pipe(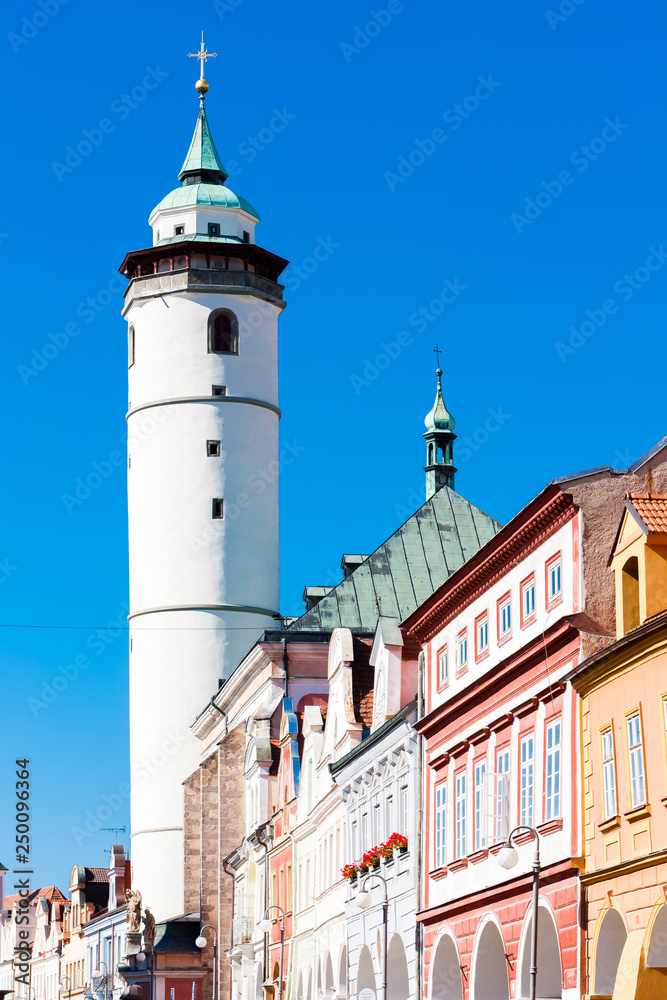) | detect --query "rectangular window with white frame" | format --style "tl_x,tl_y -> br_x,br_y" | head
544,718 -> 561,821
521,575 -> 536,626
496,747 -> 510,842
601,727 -> 617,820
546,553 -> 562,608
455,771 -> 466,858
520,733 -> 534,827
626,710 -> 646,809
474,760 -> 487,850
457,629 -> 468,674
384,795 -> 393,838
498,593 -> 512,641
435,781 -> 447,868
475,613 -> 489,661
437,644 -> 449,689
